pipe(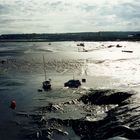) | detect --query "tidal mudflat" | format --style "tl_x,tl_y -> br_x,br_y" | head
0,41 -> 140,140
